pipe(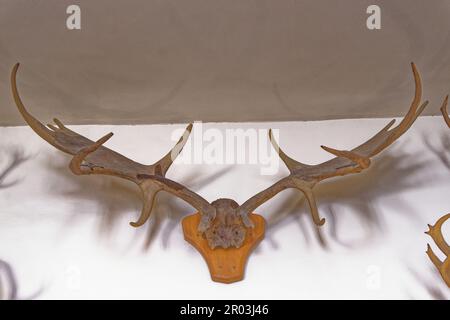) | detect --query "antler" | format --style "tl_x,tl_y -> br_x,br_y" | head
11,63 -> 216,231
239,63 -> 428,227
10,62 -> 430,251
441,95 -> 450,128
425,214 -> 450,287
